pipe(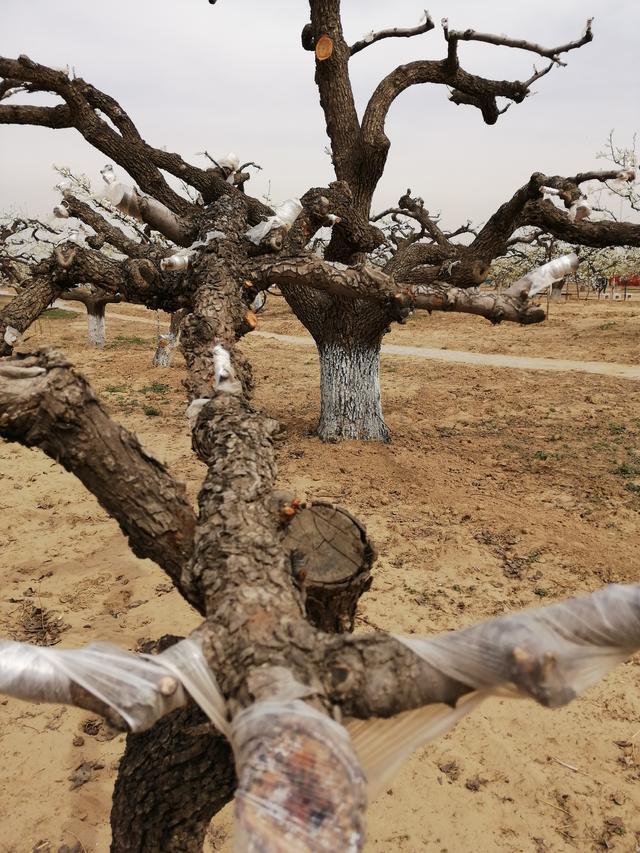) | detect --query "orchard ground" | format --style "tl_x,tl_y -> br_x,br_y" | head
1,295 -> 639,852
